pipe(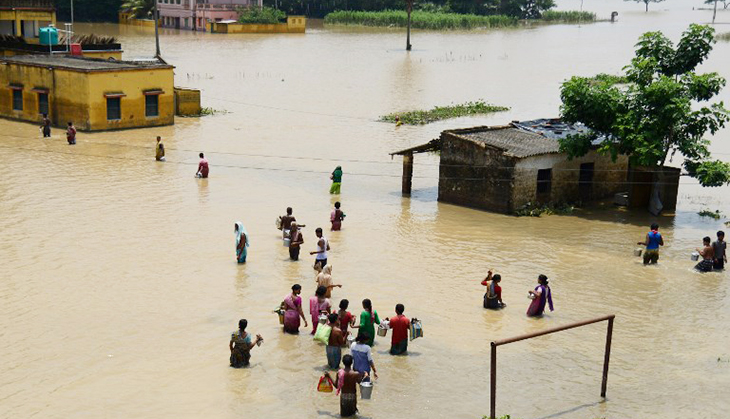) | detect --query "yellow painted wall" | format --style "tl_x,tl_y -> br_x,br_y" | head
0,61 -> 174,131
81,50 -> 123,60
174,87 -> 201,116
210,16 -> 306,34
0,9 -> 56,37
86,68 -> 174,131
